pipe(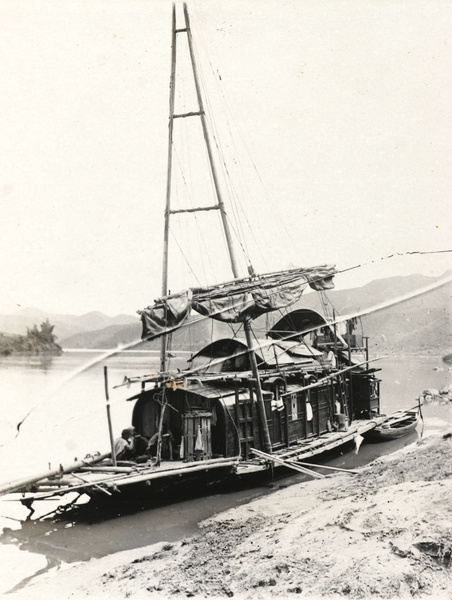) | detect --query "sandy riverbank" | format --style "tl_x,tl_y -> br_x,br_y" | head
9,433 -> 452,600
